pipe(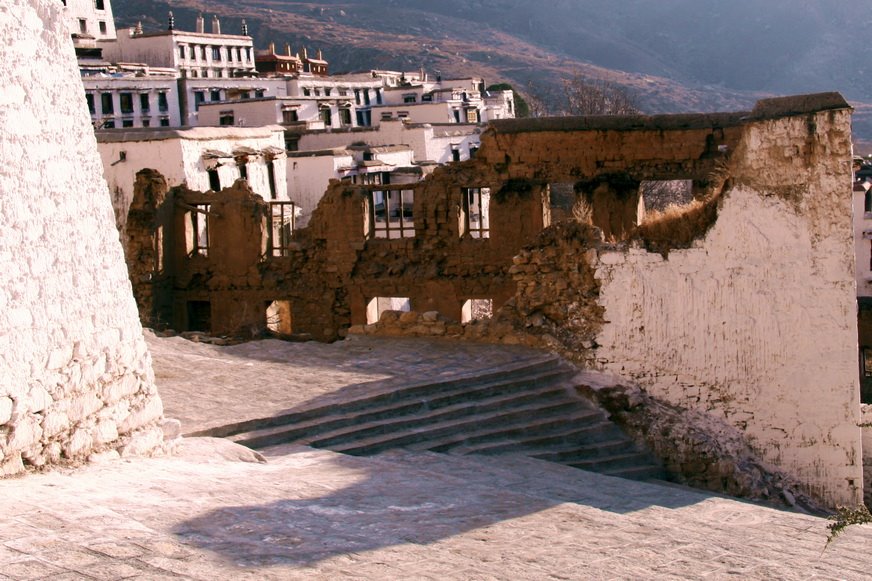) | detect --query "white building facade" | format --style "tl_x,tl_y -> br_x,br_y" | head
62,0 -> 117,41
96,125 -> 289,232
